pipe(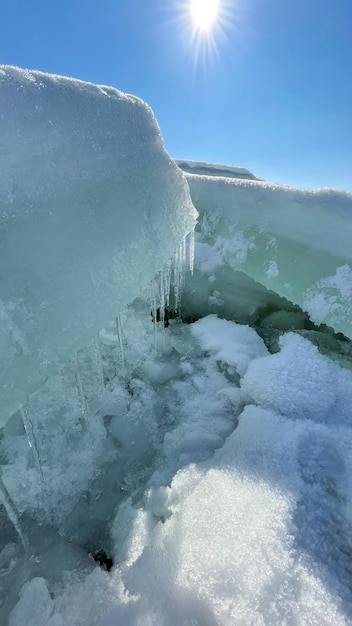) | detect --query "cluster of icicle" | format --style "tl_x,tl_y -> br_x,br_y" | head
0,228 -> 195,554
150,229 -> 194,334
